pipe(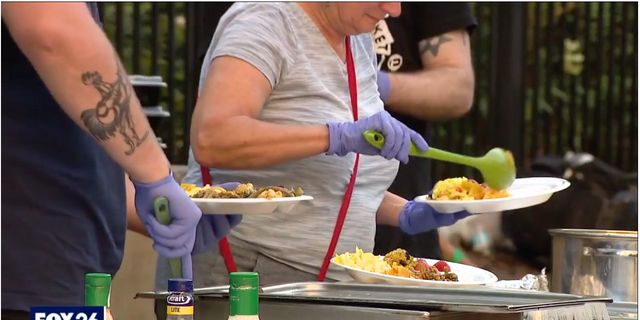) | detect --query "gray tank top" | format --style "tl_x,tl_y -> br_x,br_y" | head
183,2 -> 399,280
